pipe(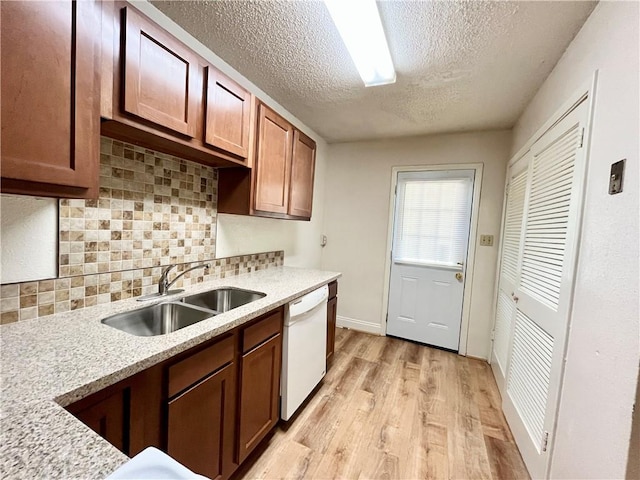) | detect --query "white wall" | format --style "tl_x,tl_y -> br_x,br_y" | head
510,2 -> 639,478
0,195 -> 58,284
320,130 -> 511,358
